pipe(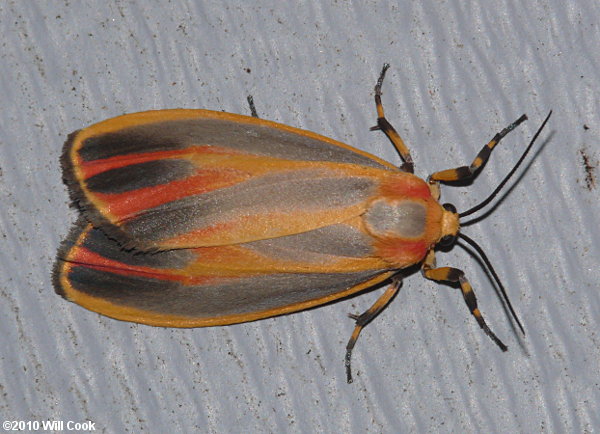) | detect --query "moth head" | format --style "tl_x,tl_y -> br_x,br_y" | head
438,202 -> 459,247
